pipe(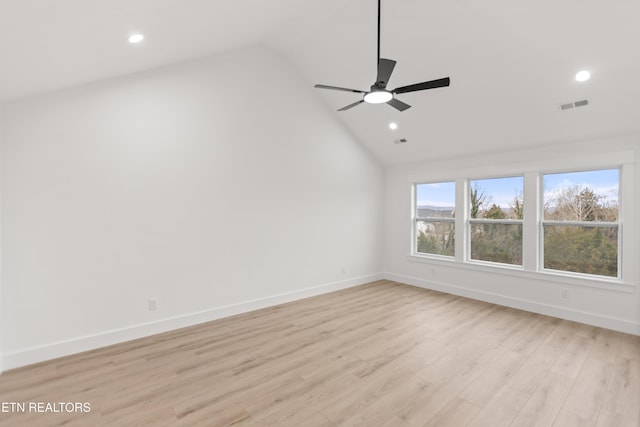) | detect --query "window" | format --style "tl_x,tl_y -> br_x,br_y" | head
469,176 -> 524,266
542,169 -> 620,278
415,182 -> 455,257
410,162 -> 631,284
